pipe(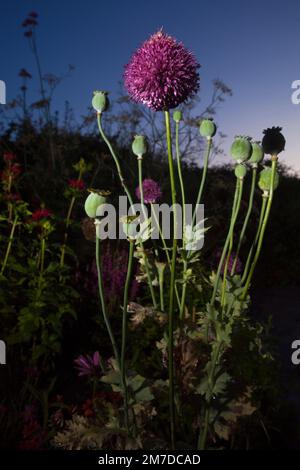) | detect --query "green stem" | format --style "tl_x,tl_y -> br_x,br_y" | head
231,166 -> 257,275
165,110 -> 177,450
210,177 -> 240,306
175,121 -> 188,320
151,204 -> 181,310
221,178 -> 244,308
241,194 -> 267,284
95,236 -> 129,428
192,138 -> 212,227
198,341 -> 223,449
97,113 -> 134,206
0,215 -> 18,276
241,158 -> 277,300
137,158 -> 158,309
97,113 -> 157,308
121,240 -> 134,431
60,196 -> 76,268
